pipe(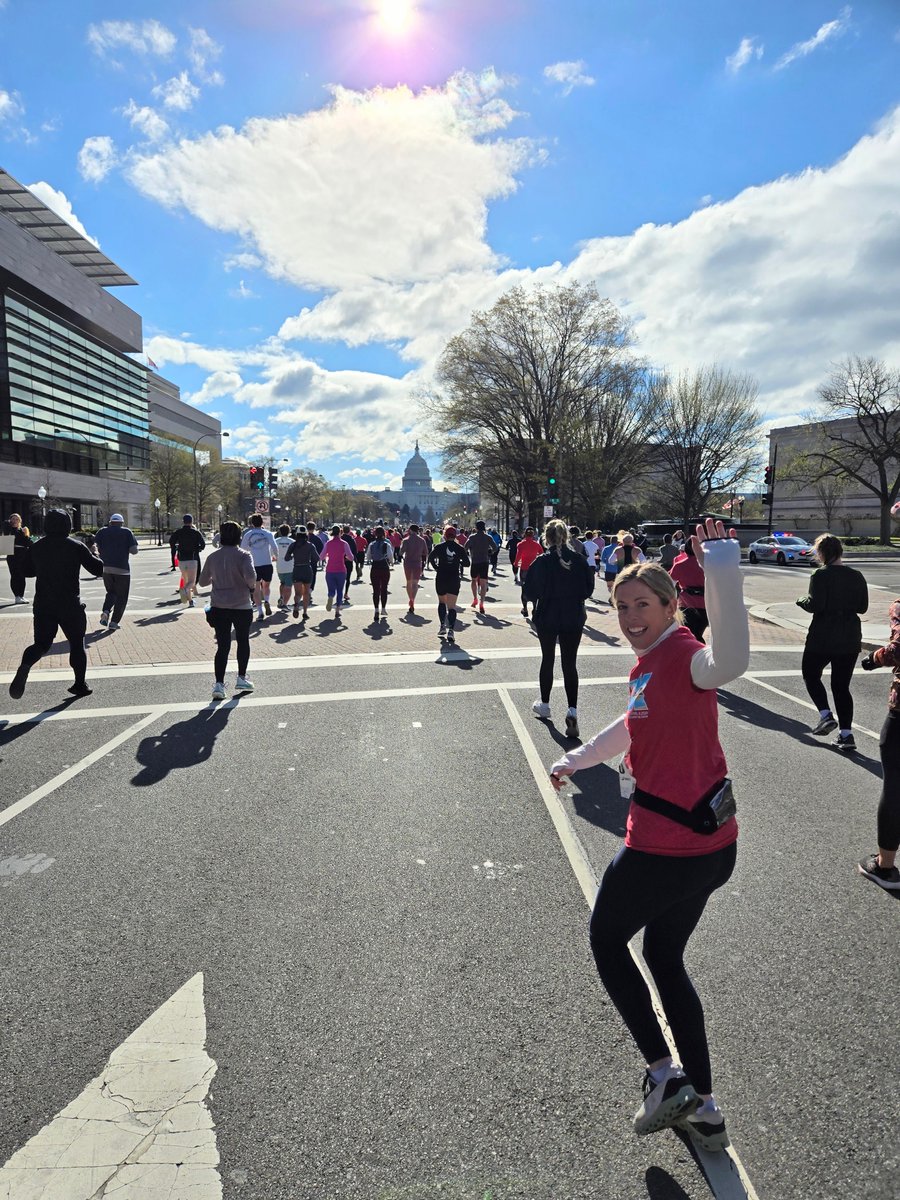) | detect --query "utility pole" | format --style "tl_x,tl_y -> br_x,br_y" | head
764,443 -> 778,536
